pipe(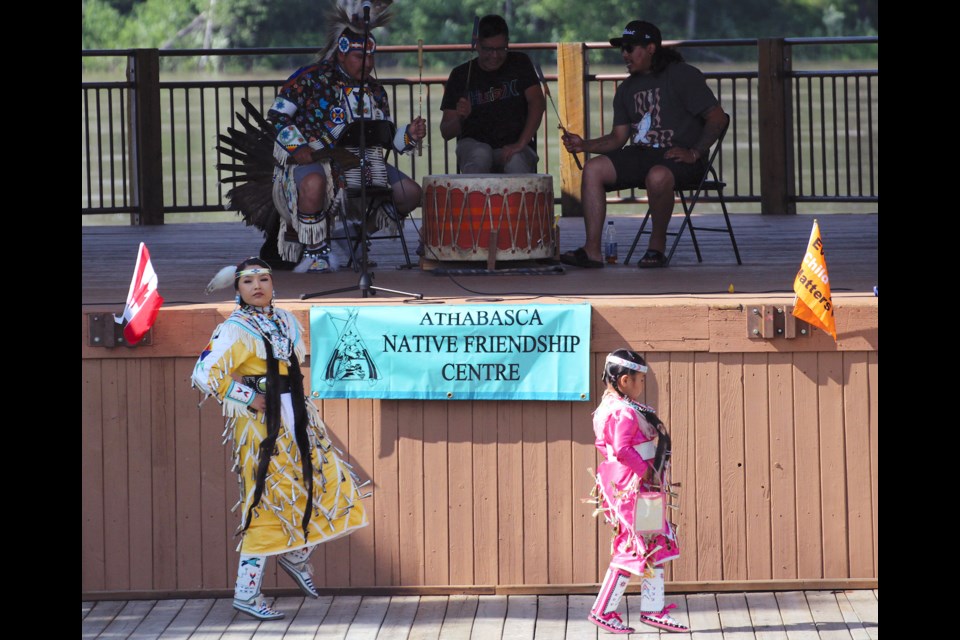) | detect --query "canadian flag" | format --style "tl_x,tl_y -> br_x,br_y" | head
119,243 -> 164,344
